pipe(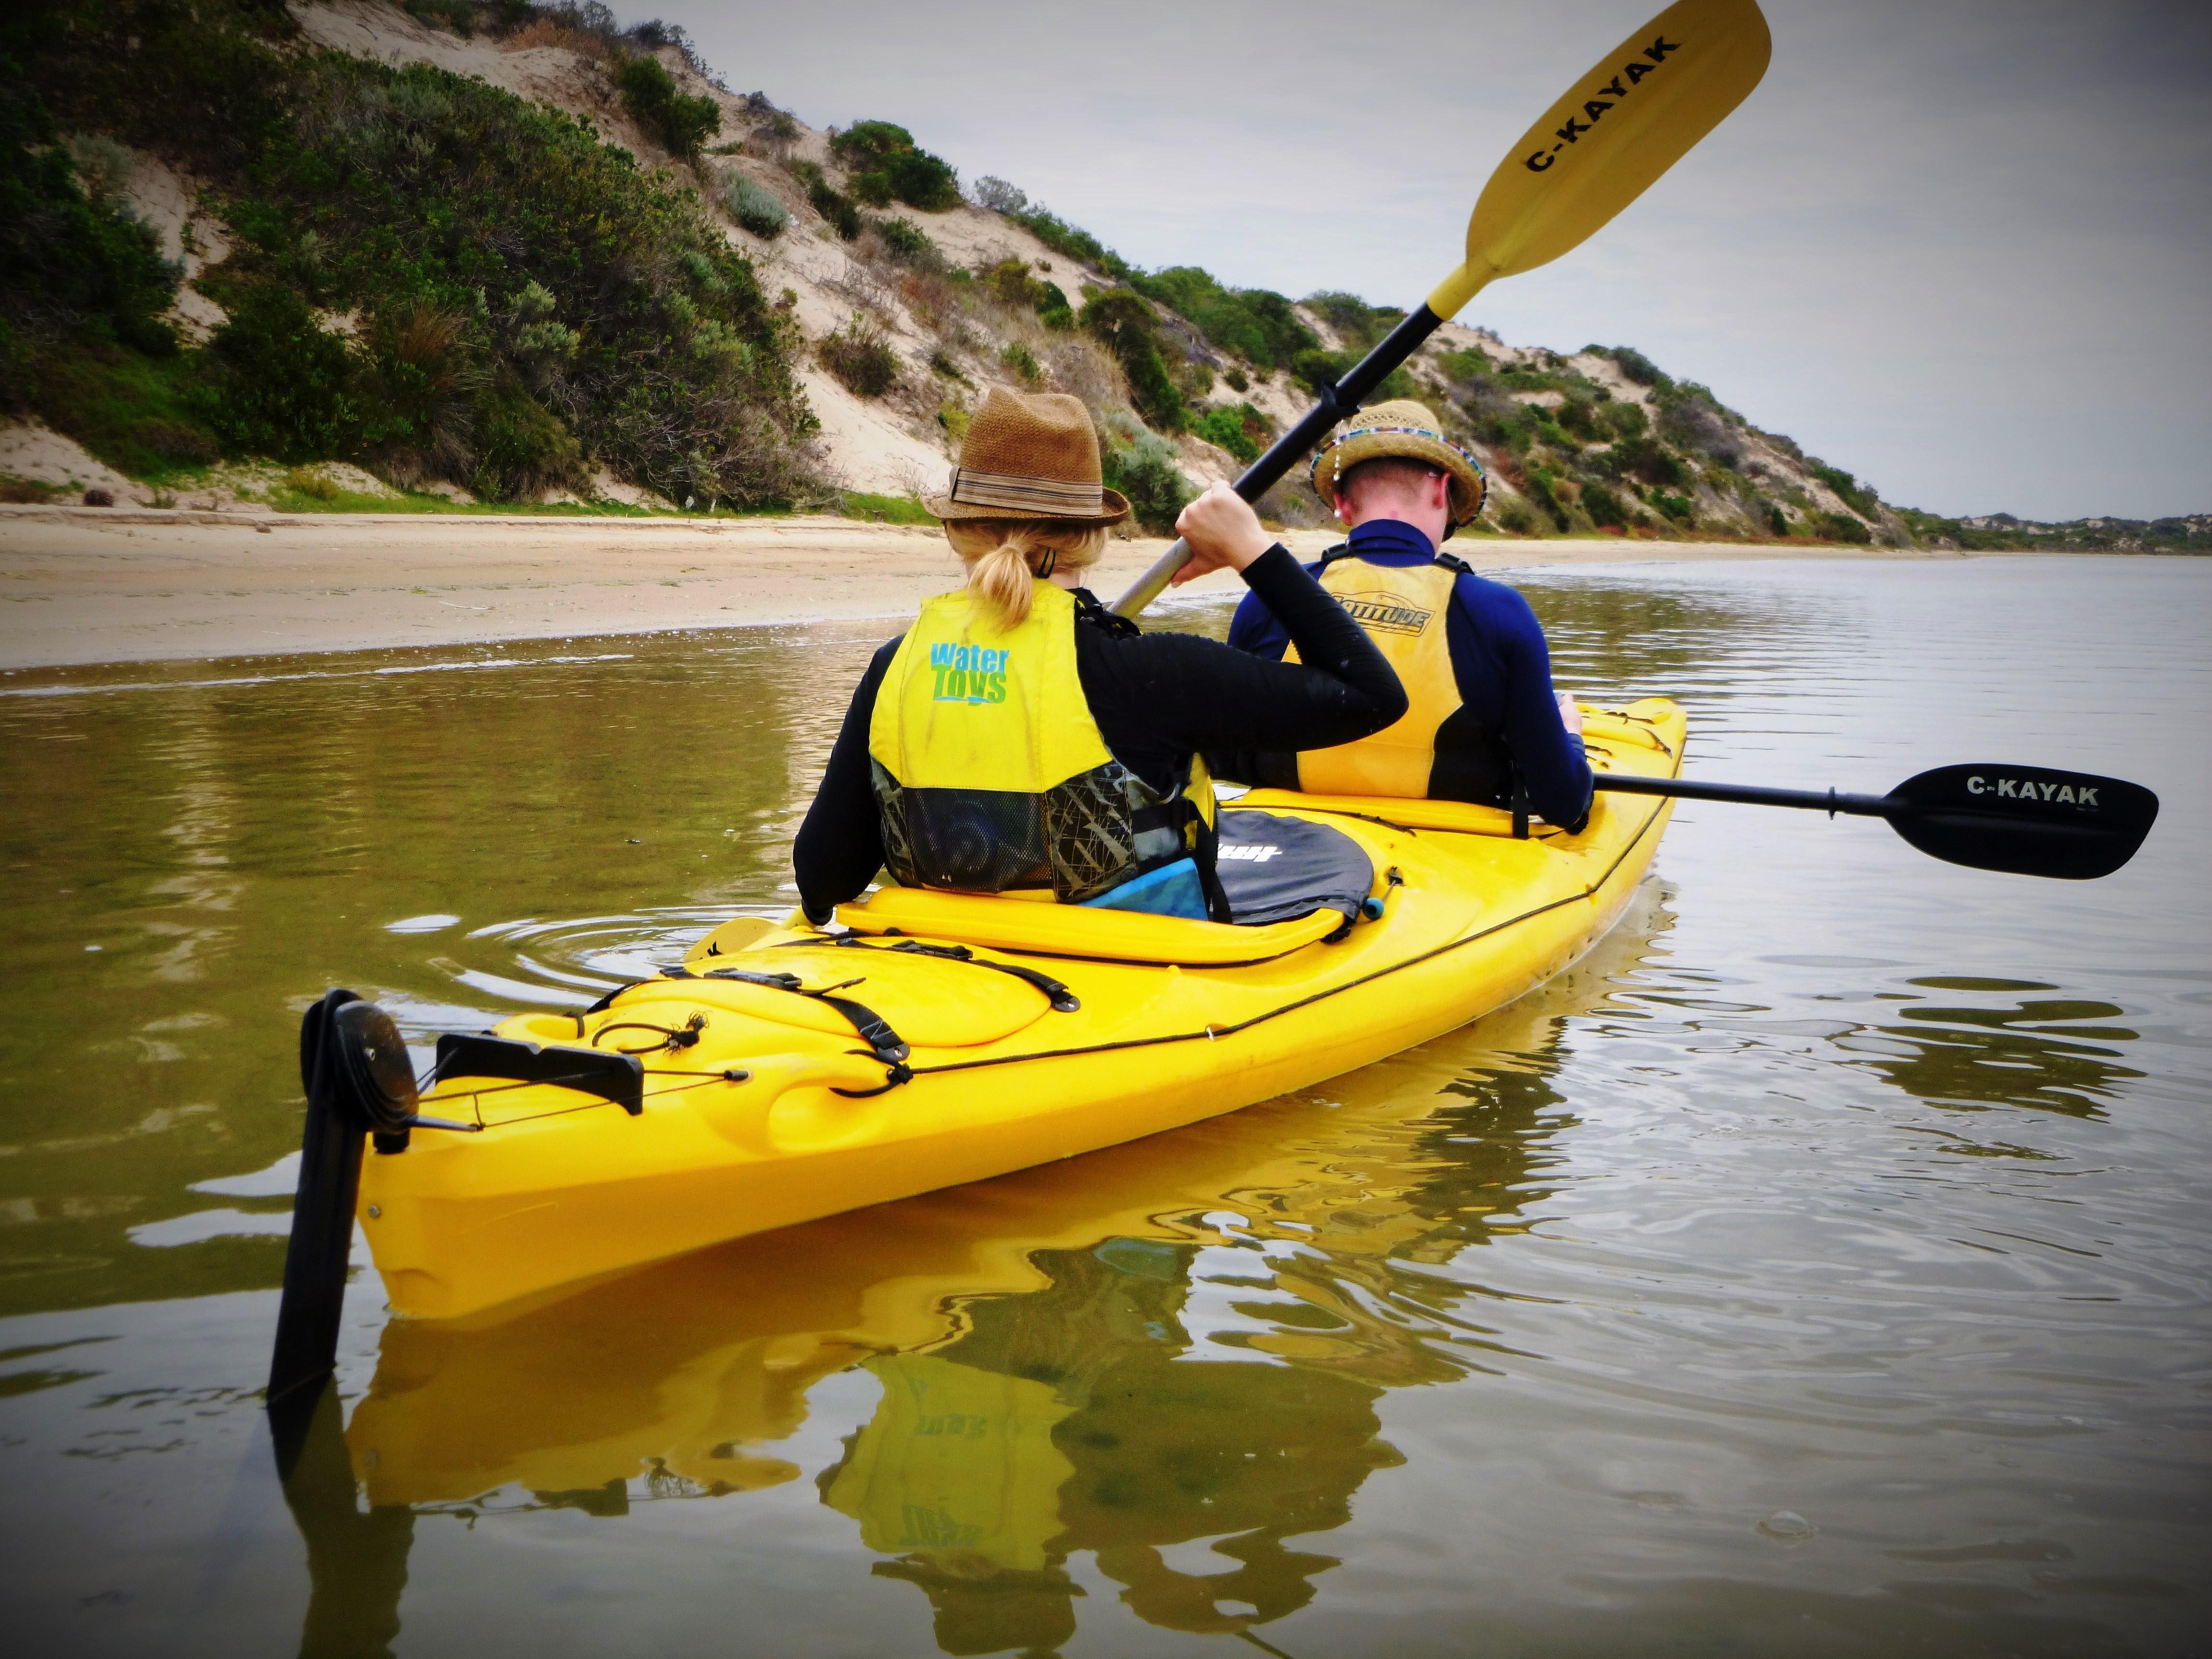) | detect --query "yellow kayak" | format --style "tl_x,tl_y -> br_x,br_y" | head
355,699 -> 1685,1322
